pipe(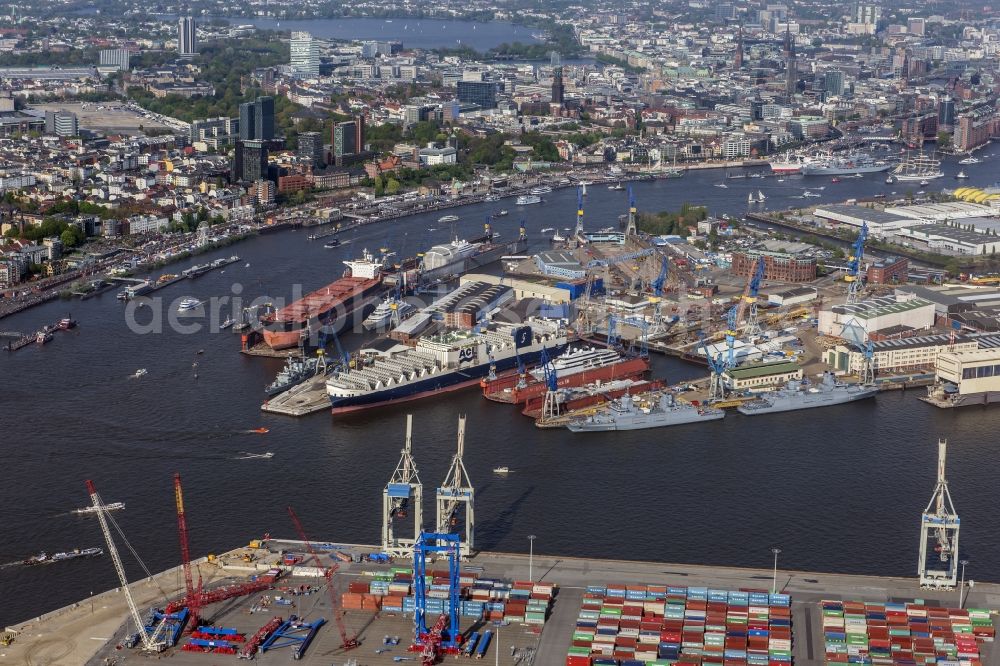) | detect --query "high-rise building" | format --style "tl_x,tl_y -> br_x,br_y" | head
456,80 -> 498,109
784,24 -> 797,99
734,24 -> 744,69
298,131 -> 324,166
333,120 -> 362,162
938,97 -> 956,128
551,66 -> 564,105
235,140 -> 268,183
99,48 -> 130,71
853,3 -> 880,26
290,31 -> 320,78
190,117 -> 239,146
825,70 -> 845,97
238,96 -> 275,141
44,110 -> 78,137
908,17 -> 926,35
178,17 -> 197,58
